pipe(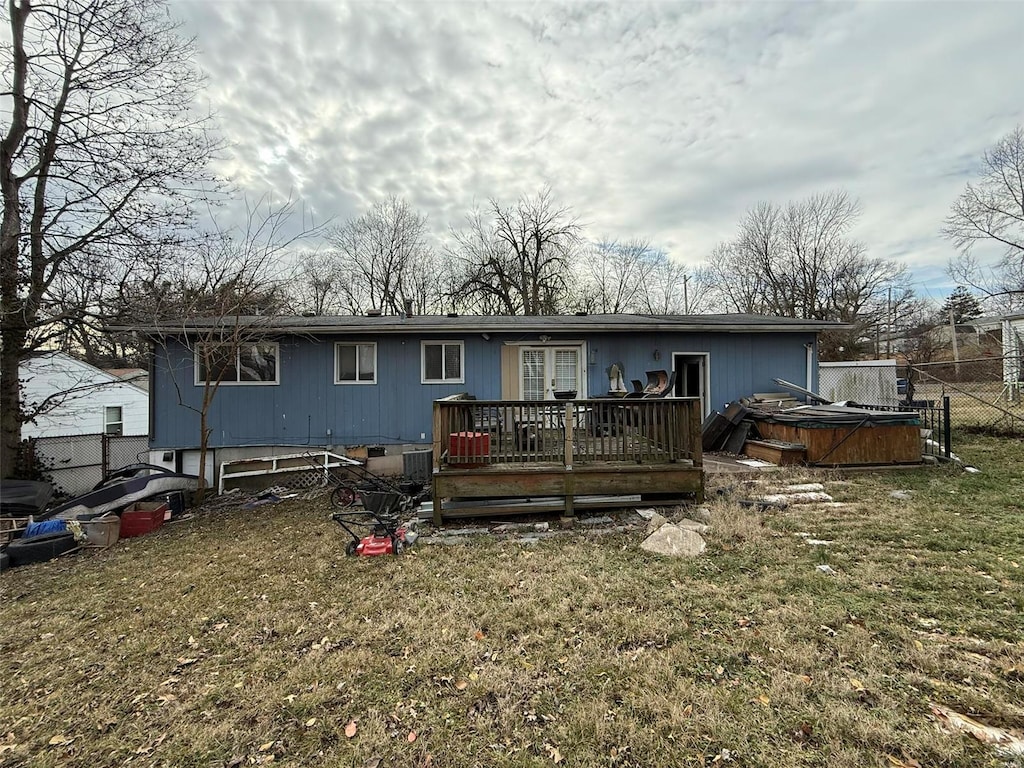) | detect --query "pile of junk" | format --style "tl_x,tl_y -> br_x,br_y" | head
701,378 -> 937,468
0,464 -> 198,570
